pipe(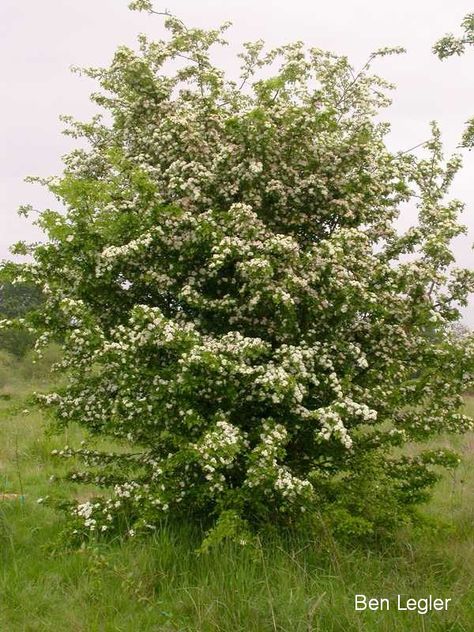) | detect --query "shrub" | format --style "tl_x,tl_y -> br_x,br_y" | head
4,2 -> 474,546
